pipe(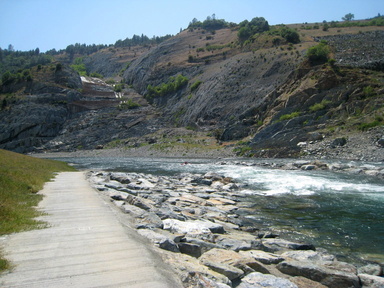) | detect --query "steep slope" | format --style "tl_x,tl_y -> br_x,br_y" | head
0,63 -> 82,153
123,28 -> 302,135
0,22 -> 383,159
